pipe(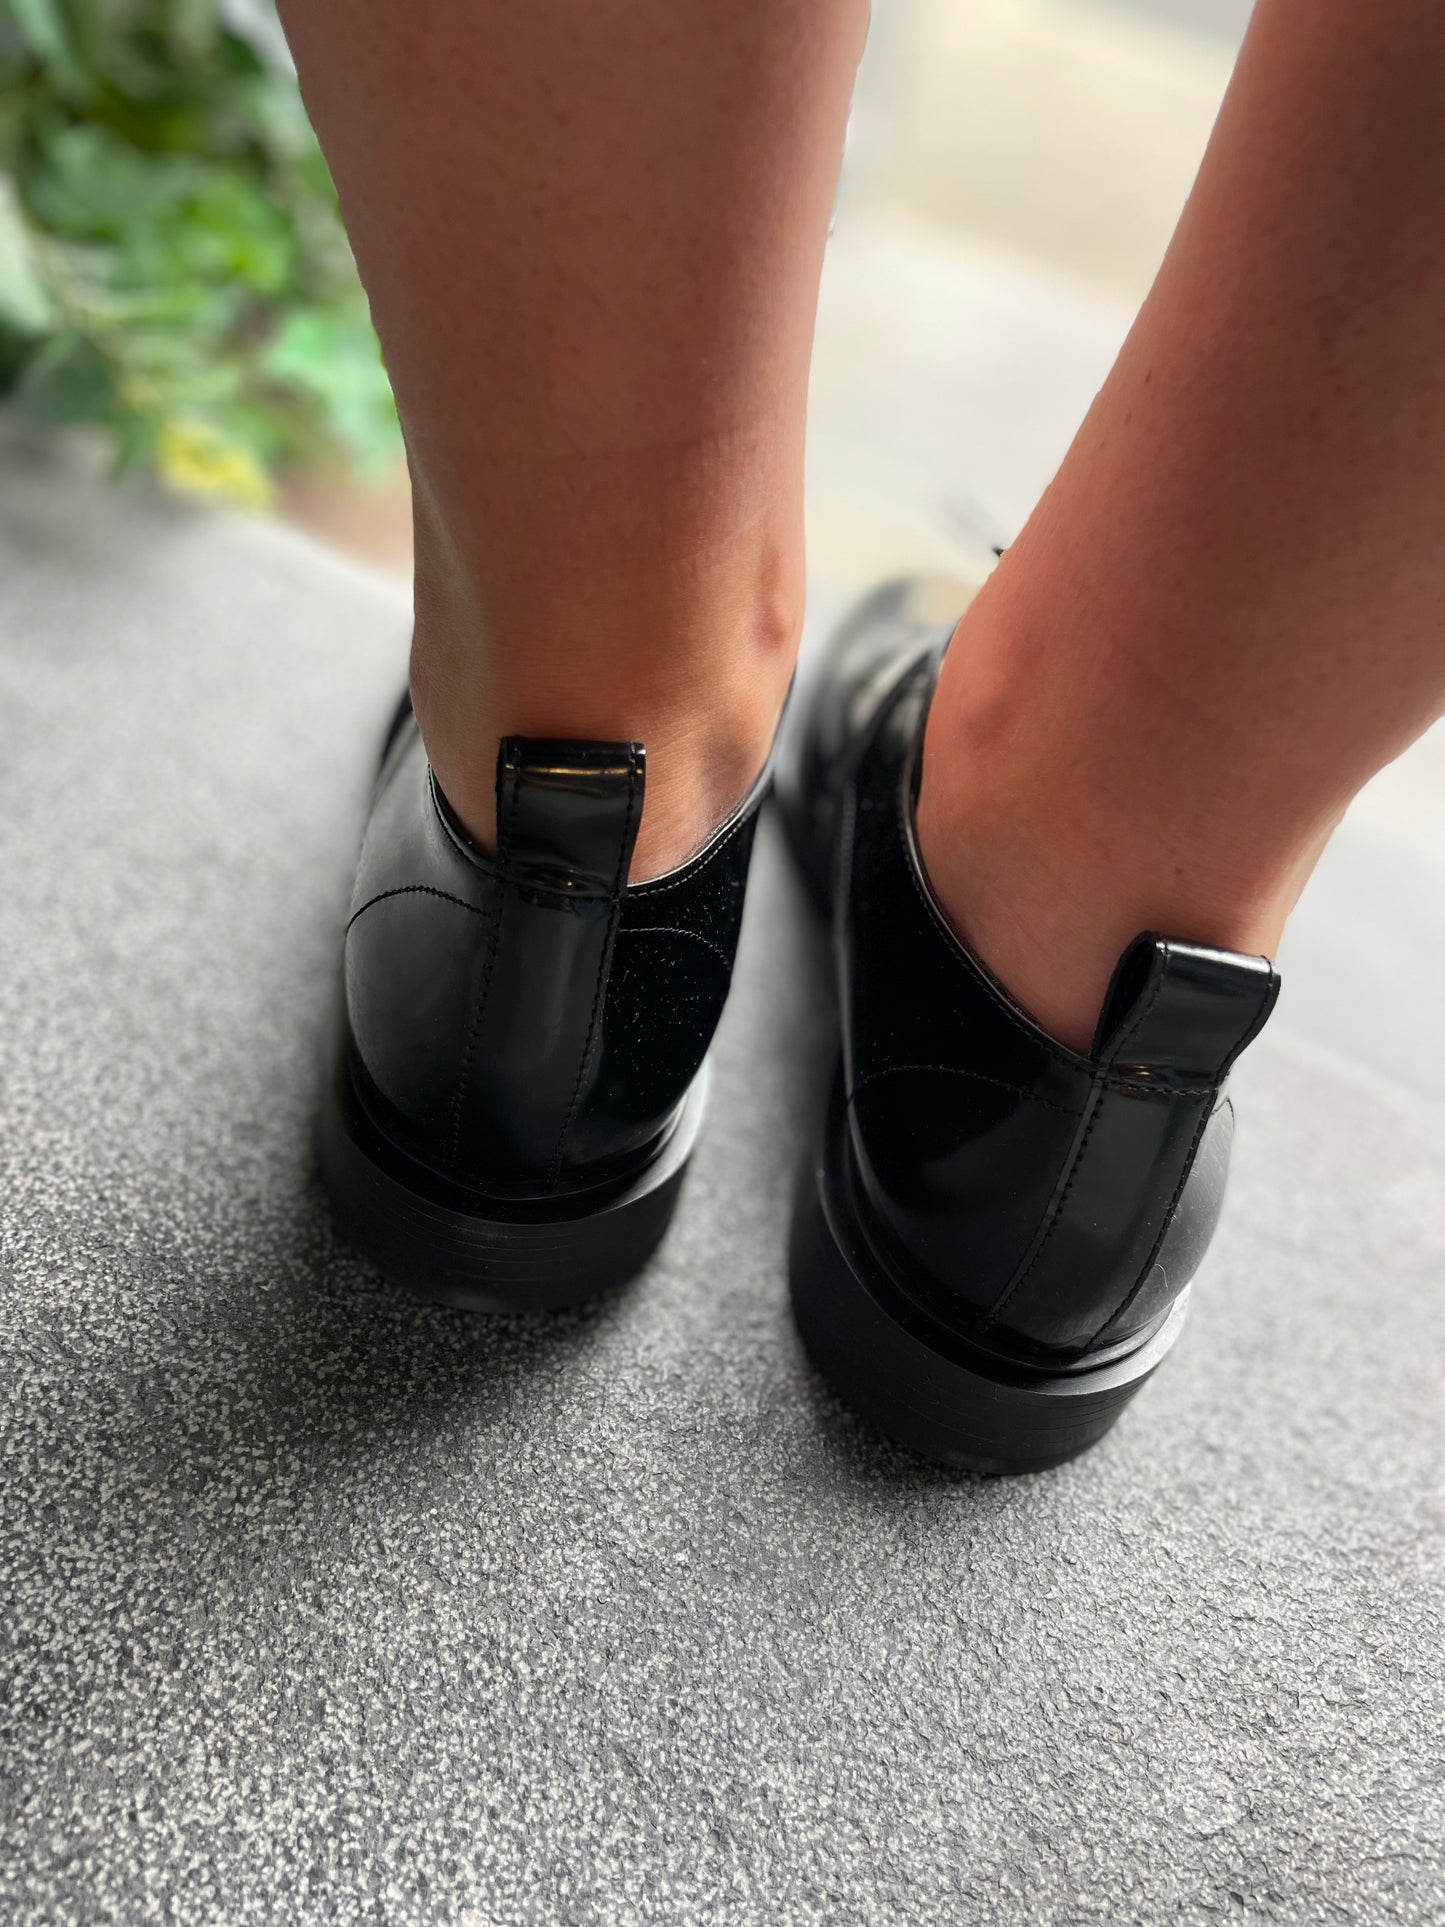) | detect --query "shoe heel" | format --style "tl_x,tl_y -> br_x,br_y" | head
318,1048 -> 707,1313
789,1124 -> 1189,1475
